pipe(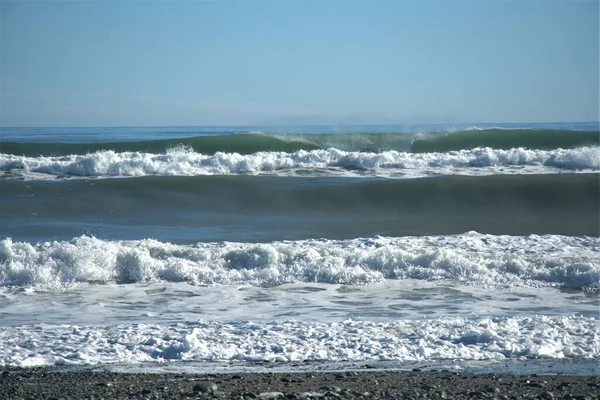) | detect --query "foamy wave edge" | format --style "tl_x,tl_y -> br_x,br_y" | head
1,316 -> 598,367
1,233 -> 598,290
1,146 -> 598,178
